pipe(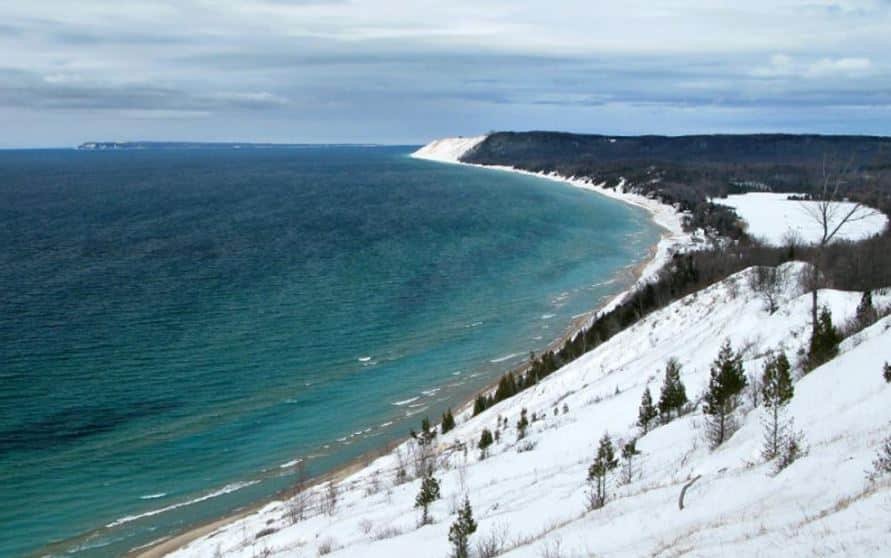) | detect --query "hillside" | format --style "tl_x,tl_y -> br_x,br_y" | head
167,262 -> 891,557
463,132 -> 891,167
460,132 -> 891,235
